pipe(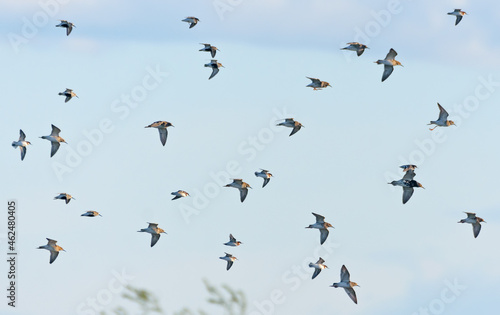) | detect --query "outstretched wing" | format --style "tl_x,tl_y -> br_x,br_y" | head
158,128 -> 168,146
472,223 -> 481,238
385,48 -> 397,60
263,177 -> 270,188
151,234 -> 161,247
20,146 -> 27,161
50,142 -> 61,157
19,129 -> 26,141
307,77 -> 321,84
312,268 -> 322,279
226,260 -> 234,270
209,67 -> 219,80
290,124 -> 302,136
382,65 -> 394,82
344,287 -> 358,304
402,187 -> 414,204
340,265 -> 351,282
402,170 -> 416,181
437,103 -> 449,121
240,188 -> 248,202
455,15 -> 463,25
49,251 -> 60,264
51,125 -> 62,137
319,228 -> 329,245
